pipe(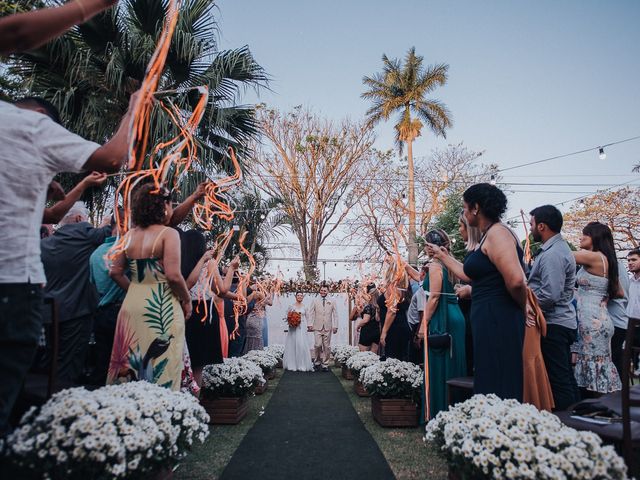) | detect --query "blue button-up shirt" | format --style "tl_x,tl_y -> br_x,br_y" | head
527,233 -> 577,329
